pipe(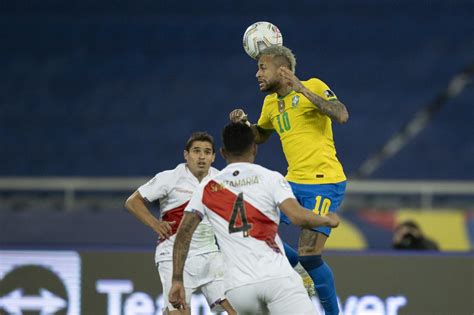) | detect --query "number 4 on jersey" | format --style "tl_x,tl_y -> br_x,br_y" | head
229,192 -> 252,237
